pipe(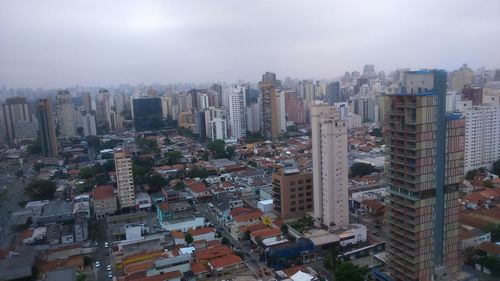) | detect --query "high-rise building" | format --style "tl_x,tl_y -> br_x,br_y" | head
284,91 -> 306,125
209,118 -> 227,141
275,90 -> 287,135
363,64 -> 376,78
36,98 -> 58,157
384,70 -> 462,281
449,64 -> 475,92
1,97 -> 36,143
228,87 -> 246,140
81,92 -> 92,111
81,111 -> 97,136
325,81 -> 346,104
260,83 -> 275,139
246,103 -> 260,134
114,148 -> 135,209
311,104 -> 348,228
462,106 -> 500,173
461,84 -> 482,106
56,90 -> 77,139
161,96 -> 173,119
272,167 -> 313,221
132,97 -> 163,131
